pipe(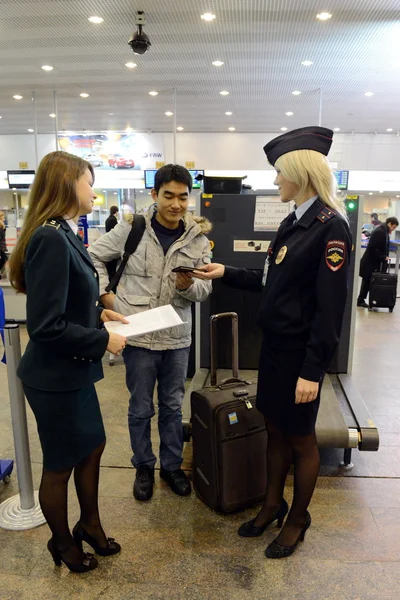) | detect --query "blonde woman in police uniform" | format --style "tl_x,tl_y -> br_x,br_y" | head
9,152 -> 127,573
192,127 -> 351,559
